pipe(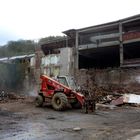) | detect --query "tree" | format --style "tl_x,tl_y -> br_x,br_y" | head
39,36 -> 66,44
7,40 -> 35,56
0,35 -> 66,58
0,40 -> 36,57
0,46 -> 7,57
